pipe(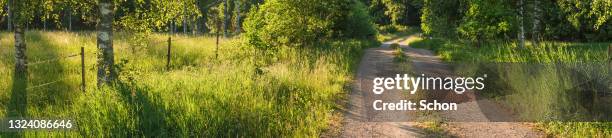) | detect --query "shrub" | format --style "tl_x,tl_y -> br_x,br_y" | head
243,0 -> 376,49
